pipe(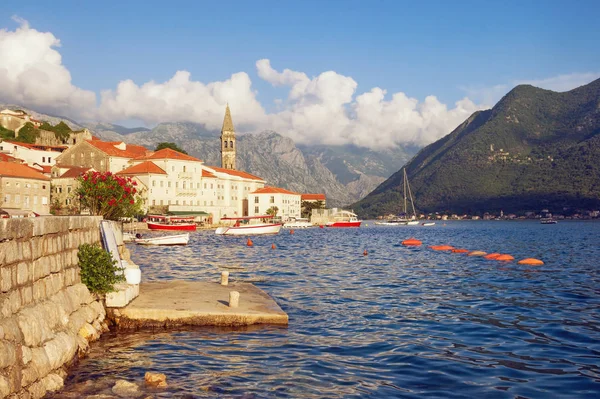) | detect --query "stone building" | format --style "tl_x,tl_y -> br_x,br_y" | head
0,109 -> 42,132
54,140 -> 149,173
50,166 -> 94,214
220,104 -> 236,170
0,161 -> 51,216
